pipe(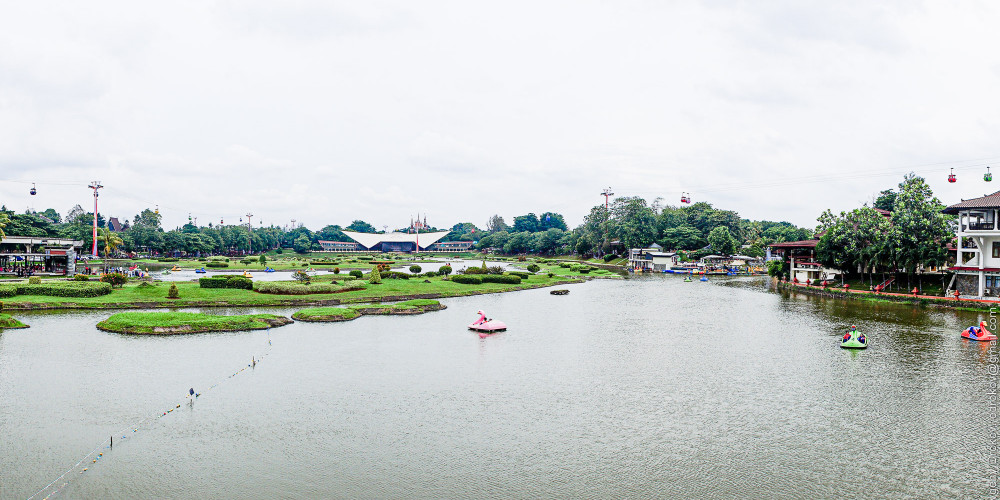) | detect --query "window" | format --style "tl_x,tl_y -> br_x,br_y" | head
994,242 -> 1000,259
